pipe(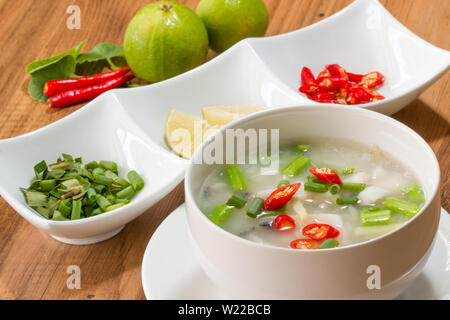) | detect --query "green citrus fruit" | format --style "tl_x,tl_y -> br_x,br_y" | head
196,0 -> 269,53
124,1 -> 209,83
